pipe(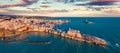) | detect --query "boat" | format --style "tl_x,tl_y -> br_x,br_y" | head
115,43 -> 120,47
83,20 -> 94,24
